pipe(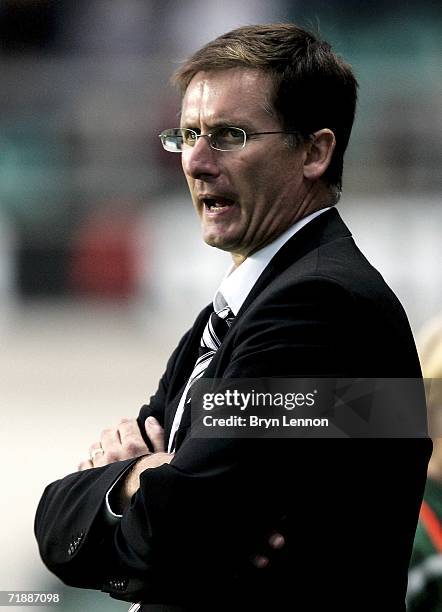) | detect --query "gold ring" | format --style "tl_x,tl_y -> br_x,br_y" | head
90,447 -> 105,461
